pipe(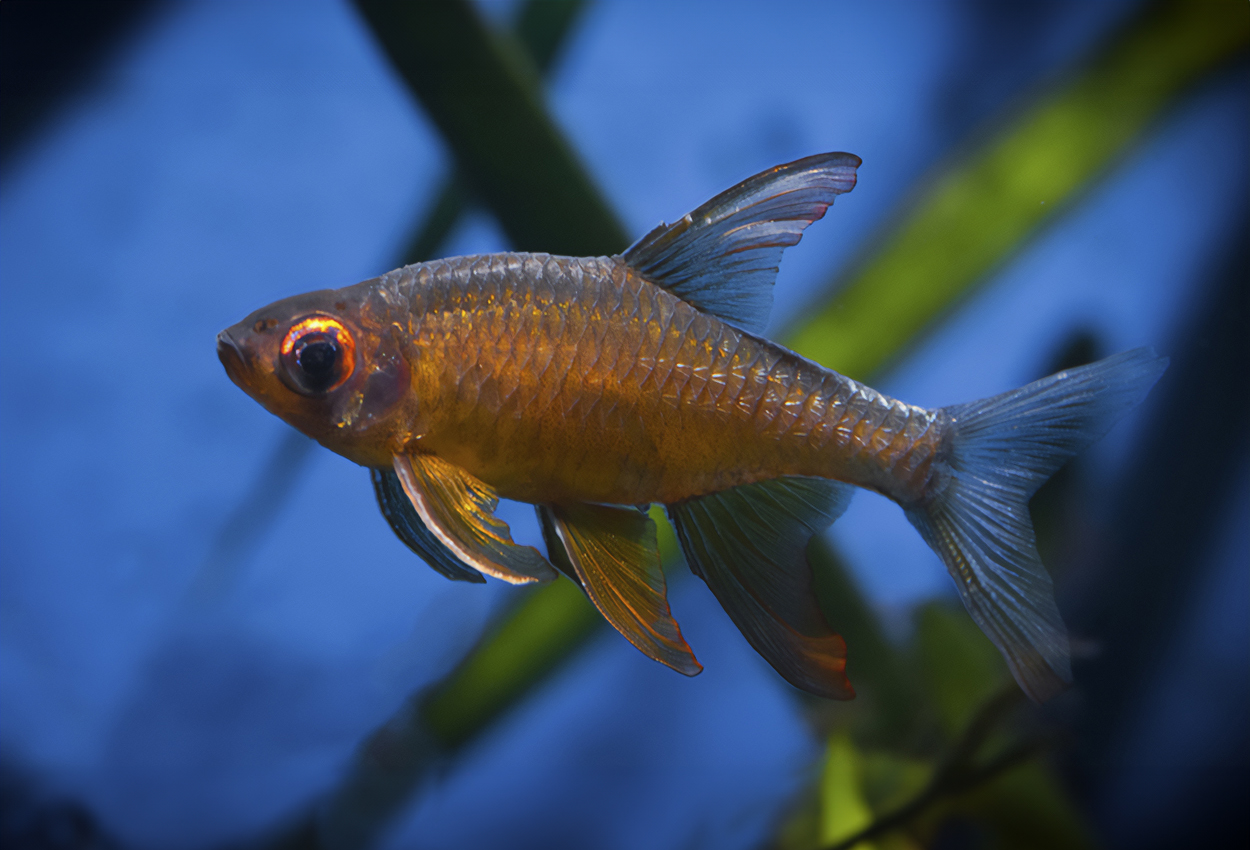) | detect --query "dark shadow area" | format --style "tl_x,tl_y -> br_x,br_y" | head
1063,204 -> 1250,849
1,763 -> 123,850
1,0 -> 166,167
938,0 -> 1124,136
